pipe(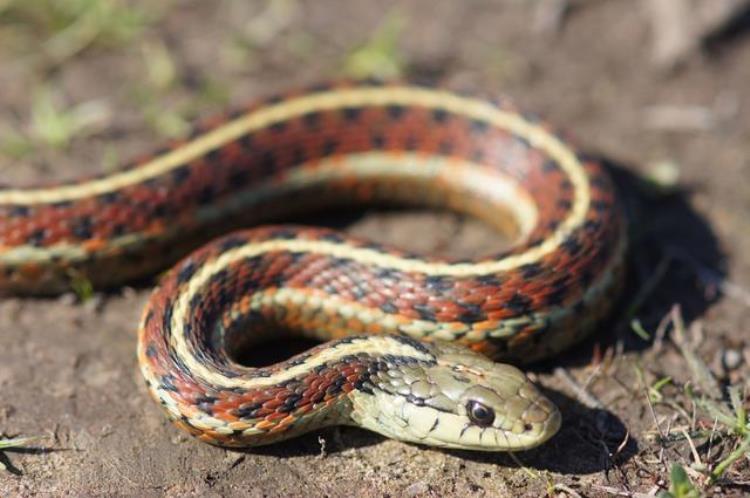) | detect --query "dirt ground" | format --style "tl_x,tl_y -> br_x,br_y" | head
1,1 -> 750,496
